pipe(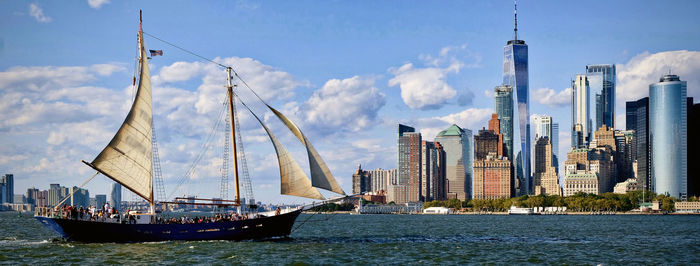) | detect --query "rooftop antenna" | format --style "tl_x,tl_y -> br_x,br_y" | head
514,0 -> 518,41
